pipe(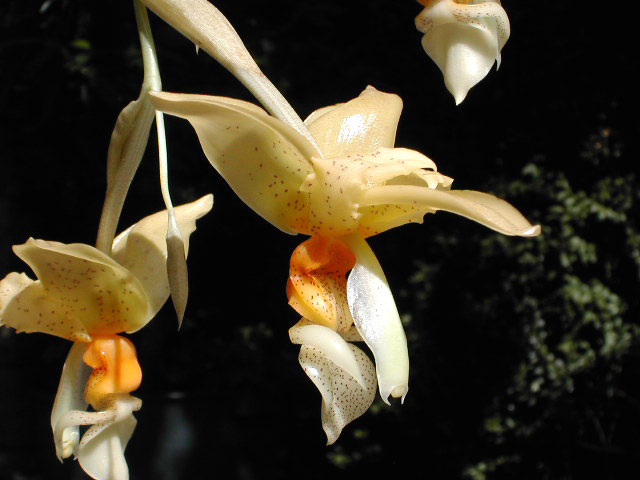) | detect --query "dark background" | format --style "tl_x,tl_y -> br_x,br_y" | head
1,1 -> 639,479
